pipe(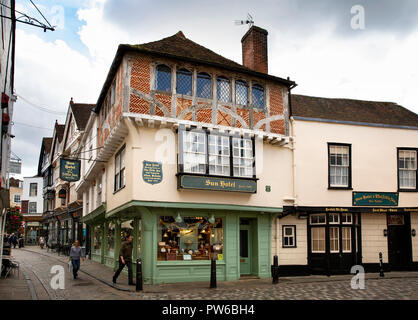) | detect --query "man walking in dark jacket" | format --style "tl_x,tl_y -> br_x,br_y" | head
112,235 -> 135,285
